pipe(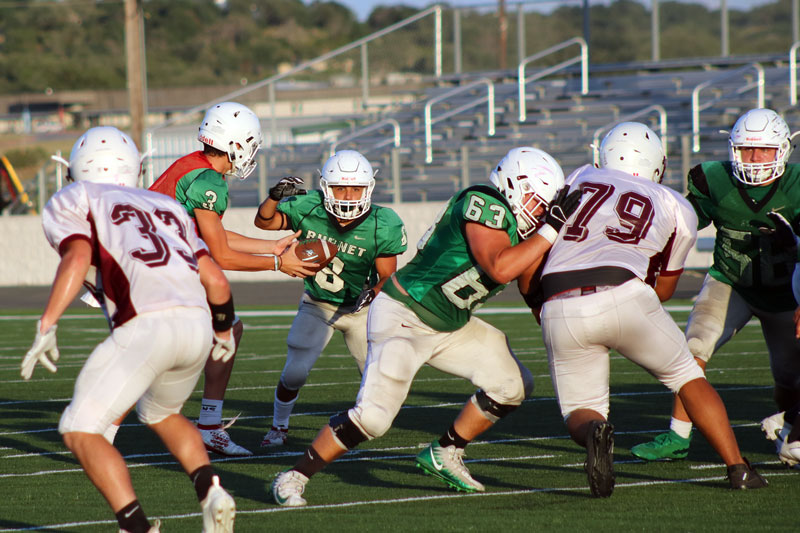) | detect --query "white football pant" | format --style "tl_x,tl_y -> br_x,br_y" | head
686,274 -> 800,390
59,307 -> 213,434
542,279 -> 704,420
348,293 -> 533,439
280,293 -> 369,390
